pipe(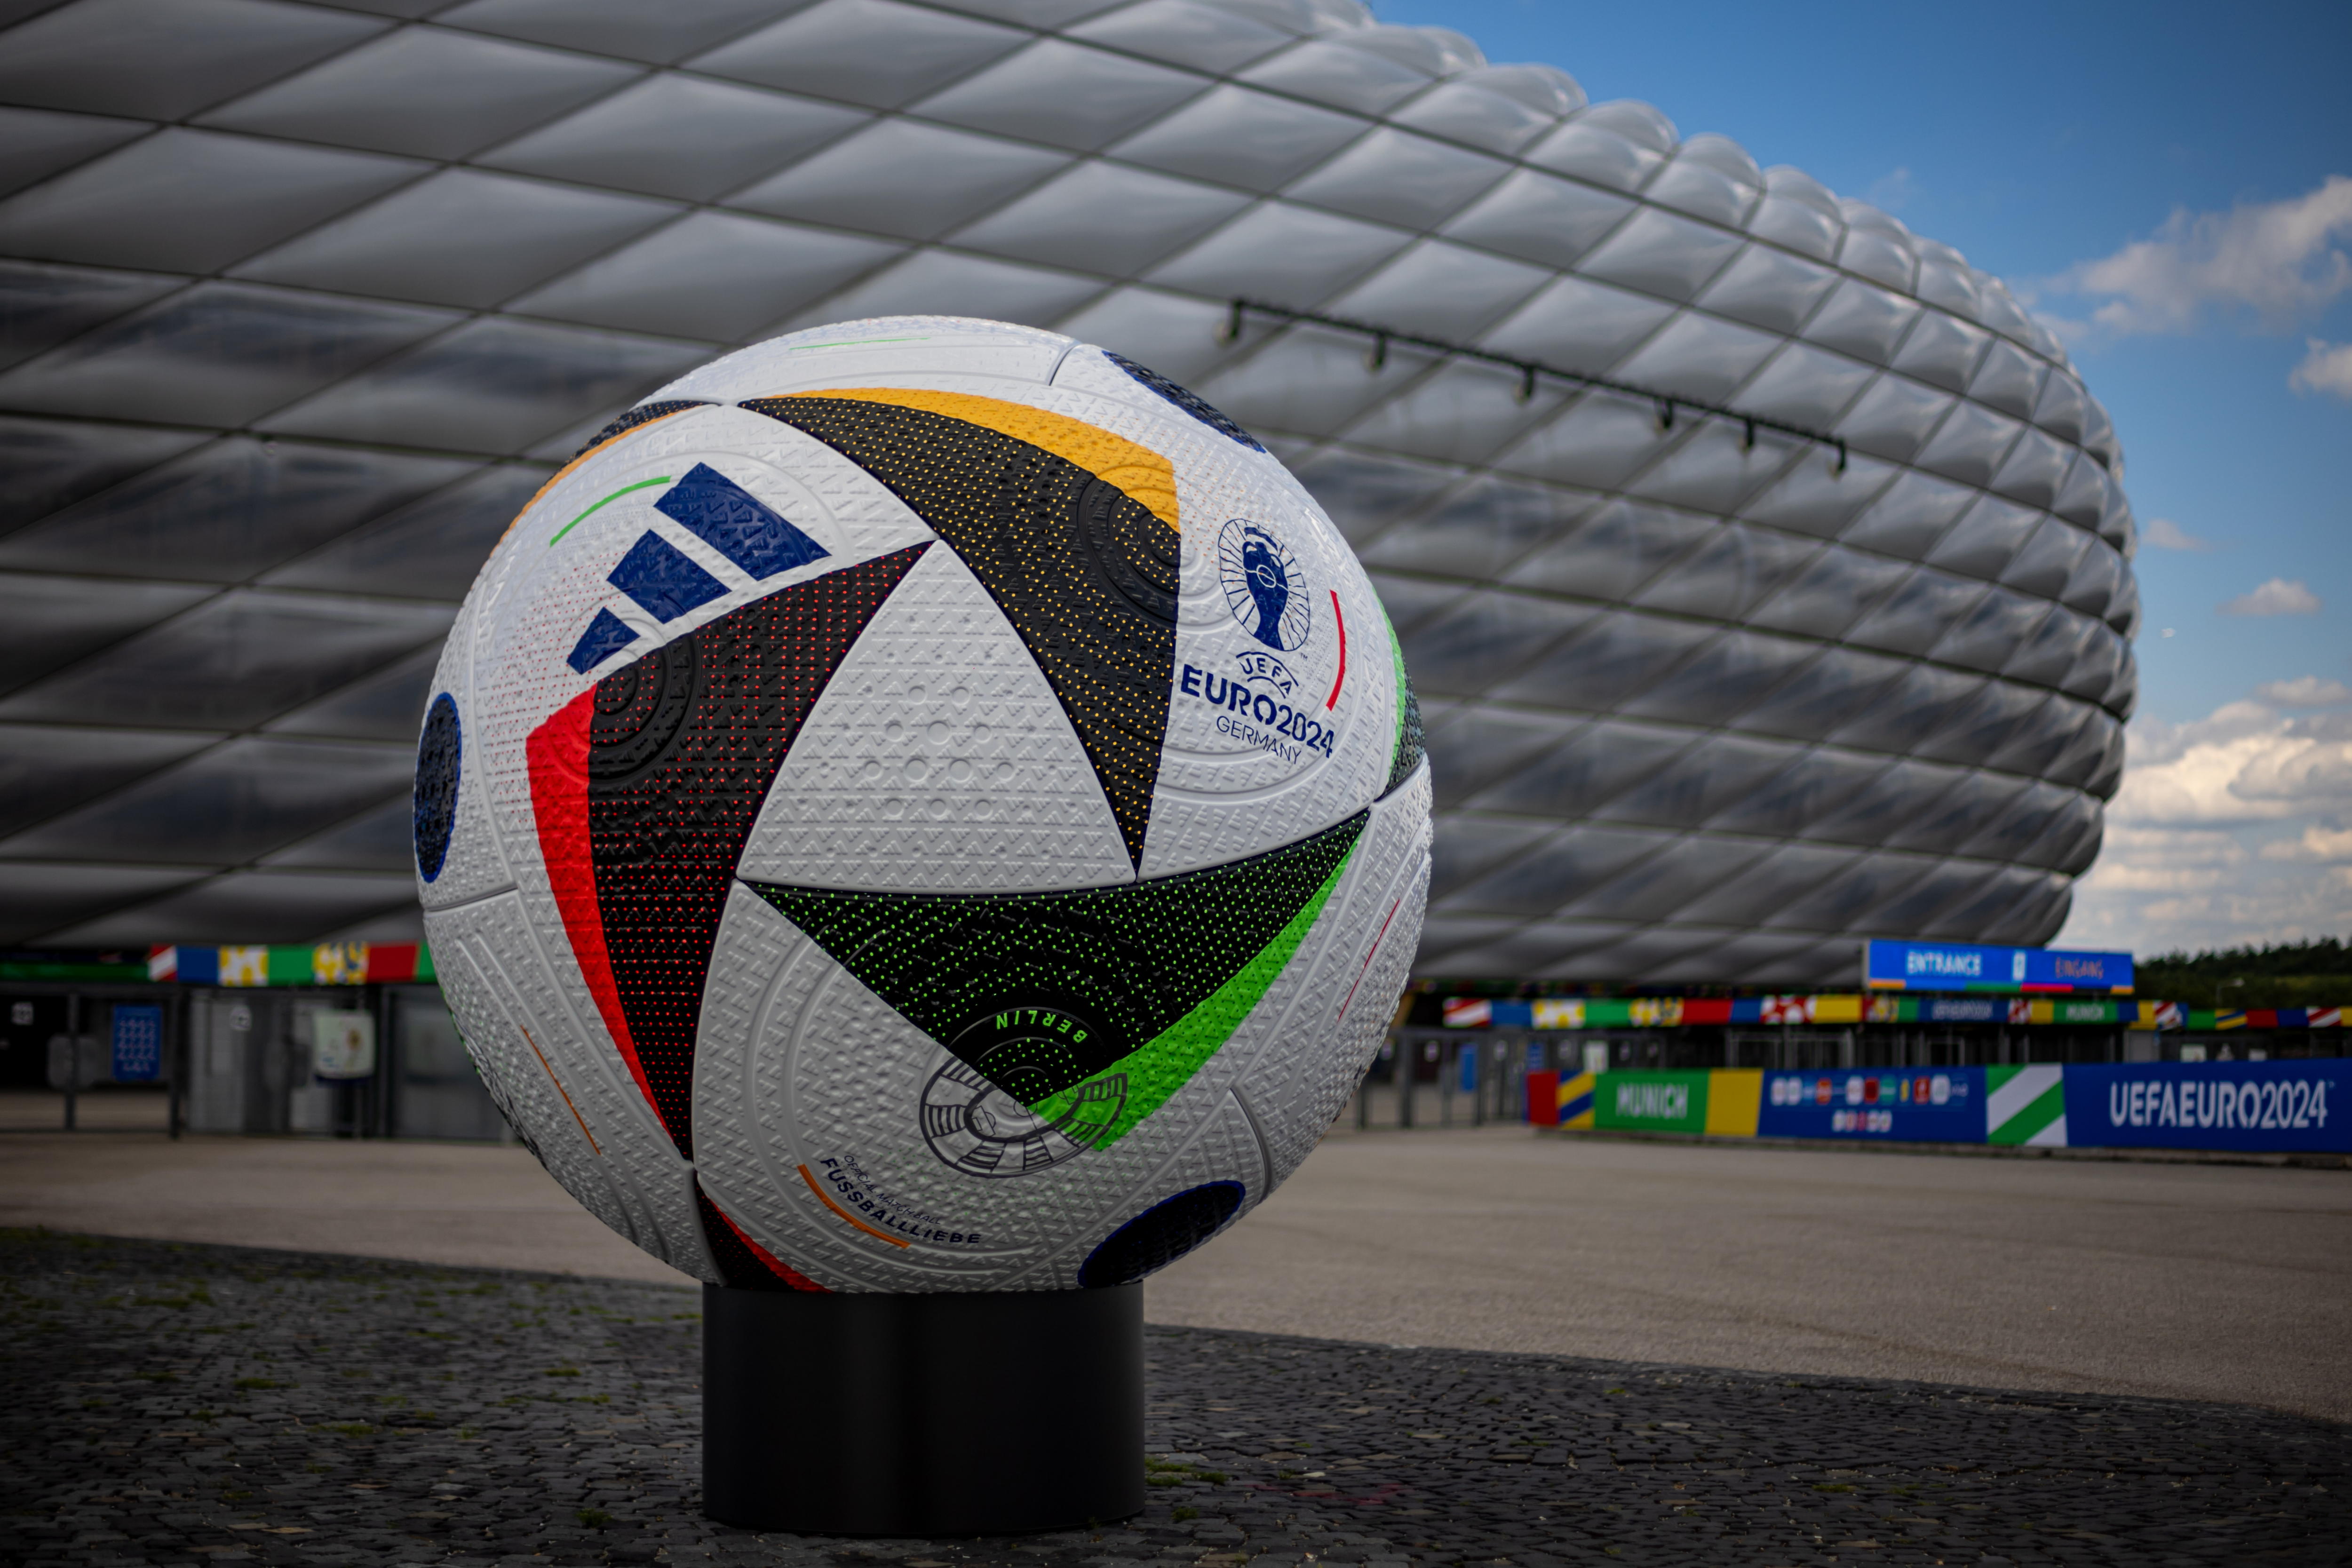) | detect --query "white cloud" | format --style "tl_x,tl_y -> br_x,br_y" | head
2220,577 -> 2322,616
1867,167 -> 1914,212
2254,675 -> 2352,707
2260,821 -> 2352,862
2111,700 -> 2352,825
2141,517 -> 2213,551
2036,174 -> 2352,340
2058,692 -> 2352,955
2079,825 -> 2243,891
2289,336 -> 2352,398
